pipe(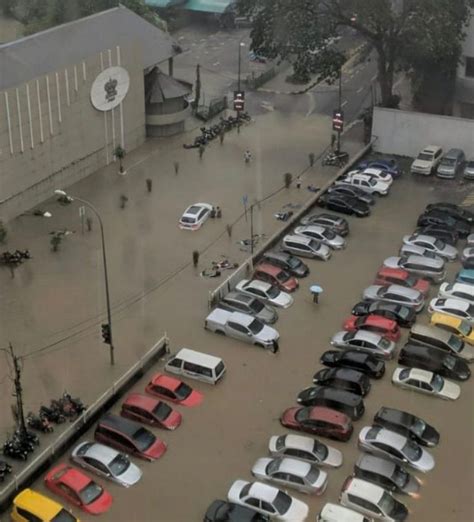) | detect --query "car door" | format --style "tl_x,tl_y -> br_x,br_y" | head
83,456 -> 110,479
227,321 -> 252,342
57,482 -> 81,508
